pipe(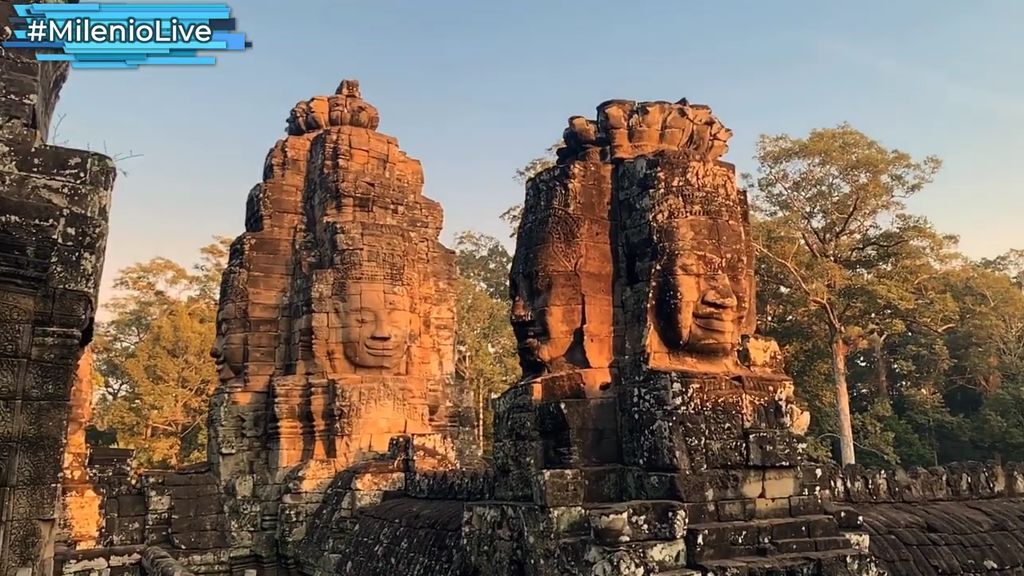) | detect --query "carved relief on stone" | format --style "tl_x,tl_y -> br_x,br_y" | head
209,249 -> 251,391
558,116 -> 602,164
505,96 -> 737,403
315,255 -> 417,378
630,101 -> 672,154
333,281 -> 412,372
210,316 -> 245,386
609,140 -> 811,448
576,99 -> 732,162
596,99 -> 634,160
625,157 -> 756,375
0,47 -> 113,571
286,79 -> 381,136
774,380 -> 811,436
508,161 -> 615,396
210,79 -> 472,565
217,75 -> 470,547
